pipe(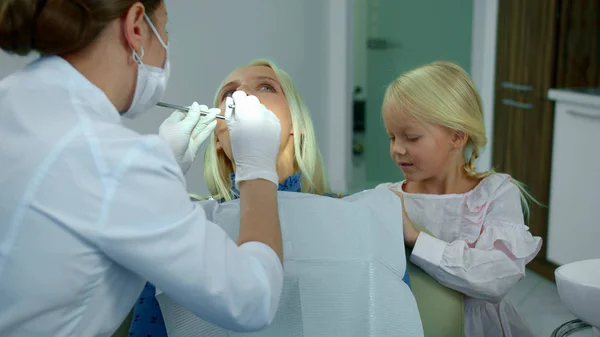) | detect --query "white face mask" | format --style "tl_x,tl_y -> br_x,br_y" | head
123,13 -> 170,119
